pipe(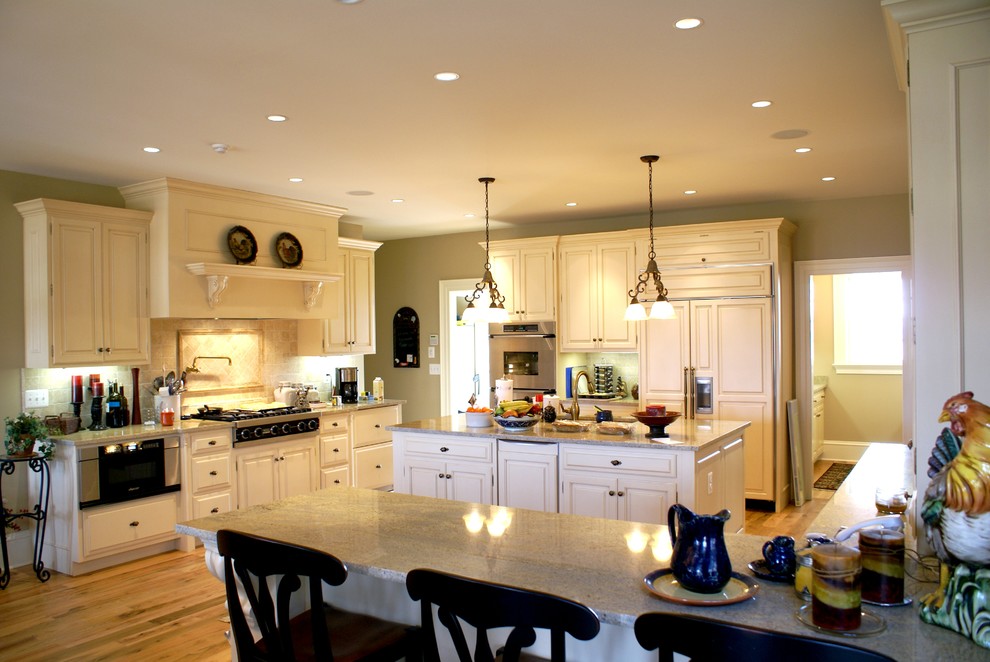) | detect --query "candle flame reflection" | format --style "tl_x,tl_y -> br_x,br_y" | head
463,510 -> 485,533
463,508 -> 513,537
625,529 -> 650,553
